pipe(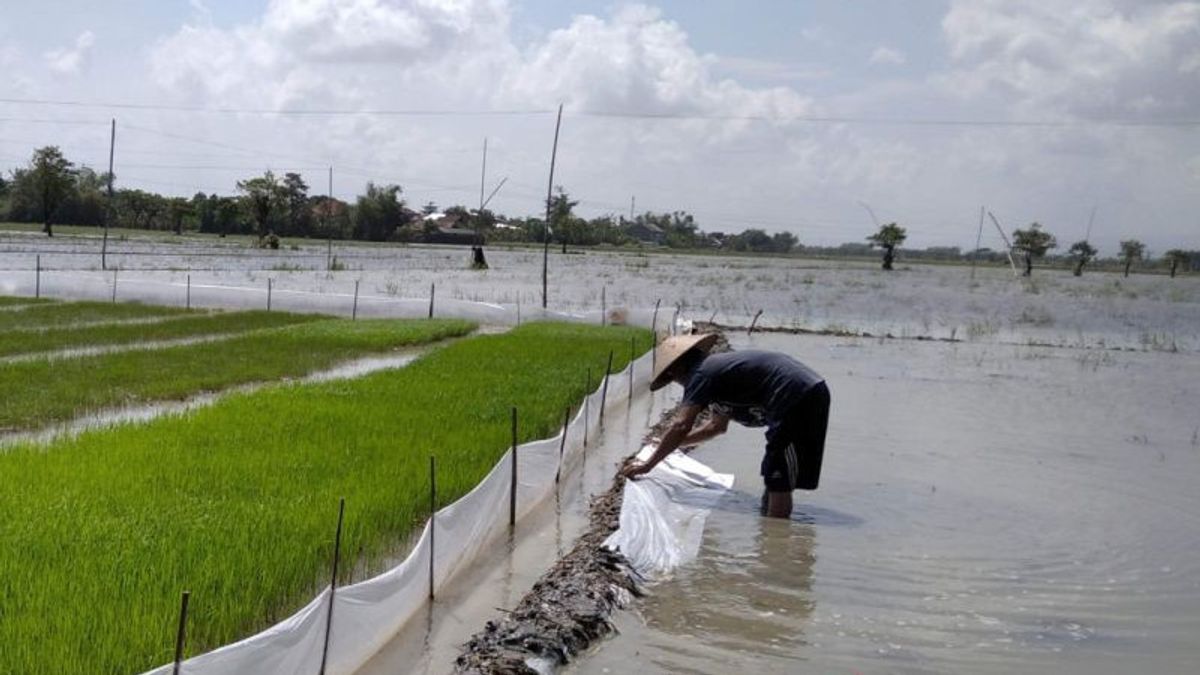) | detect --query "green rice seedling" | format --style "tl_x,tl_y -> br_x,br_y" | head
0,296 -> 56,307
0,318 -> 476,431
0,300 -> 196,332
0,321 -> 648,674
0,310 -> 326,358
